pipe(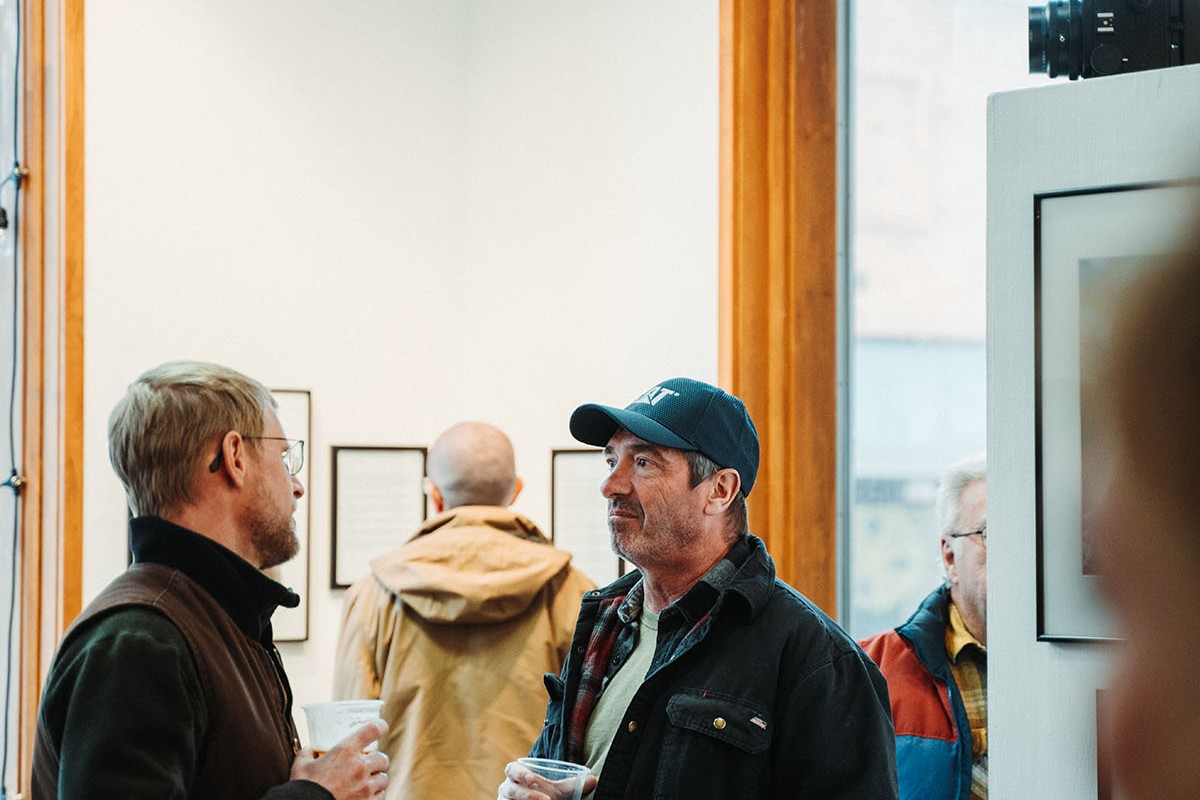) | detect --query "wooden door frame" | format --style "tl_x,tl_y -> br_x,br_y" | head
719,0 -> 840,614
